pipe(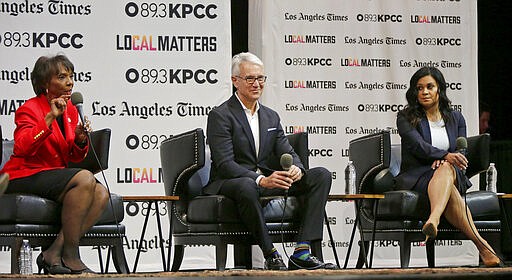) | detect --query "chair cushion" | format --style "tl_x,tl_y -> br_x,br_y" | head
261,196 -> 300,222
376,190 -> 430,220
186,195 -> 299,224
375,190 -> 500,221
187,195 -> 239,223
97,193 -> 125,224
464,190 -> 500,220
0,224 -> 126,236
0,193 -> 124,225
0,194 -> 60,224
